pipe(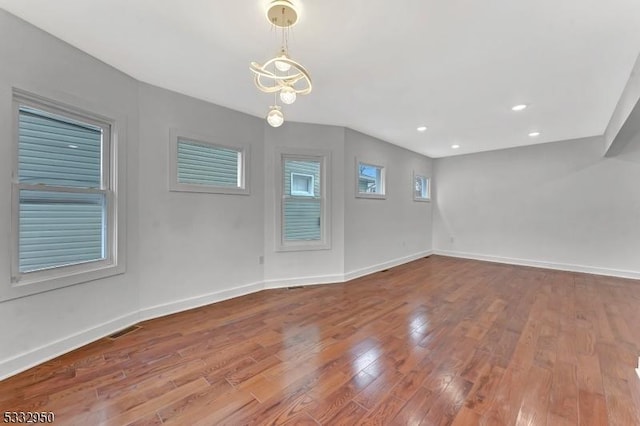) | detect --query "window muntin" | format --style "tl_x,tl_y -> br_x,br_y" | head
414,174 -> 431,201
13,99 -> 114,280
356,161 -> 386,199
170,131 -> 248,195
